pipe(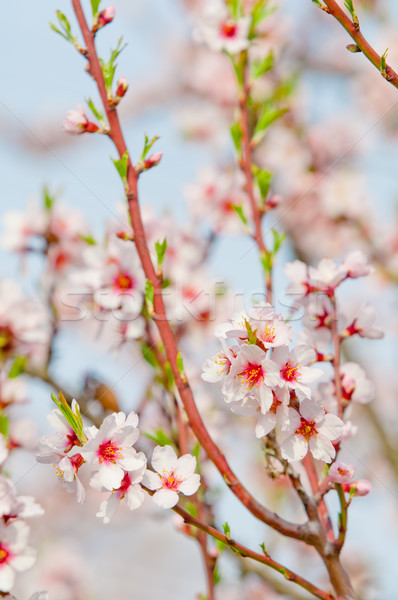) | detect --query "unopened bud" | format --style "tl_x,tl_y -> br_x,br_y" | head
116,76 -> 129,98
144,152 -> 163,169
342,479 -> 372,496
96,6 -> 116,29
